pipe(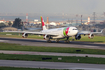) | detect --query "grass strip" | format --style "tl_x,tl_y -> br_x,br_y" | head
77,35 -> 105,43
0,67 -> 57,70
0,42 -> 105,55
0,32 -> 43,39
0,53 -> 105,64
